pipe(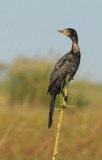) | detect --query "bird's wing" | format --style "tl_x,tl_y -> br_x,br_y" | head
50,53 -> 72,85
